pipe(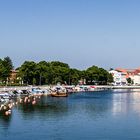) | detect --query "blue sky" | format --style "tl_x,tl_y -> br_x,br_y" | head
0,0 -> 140,70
